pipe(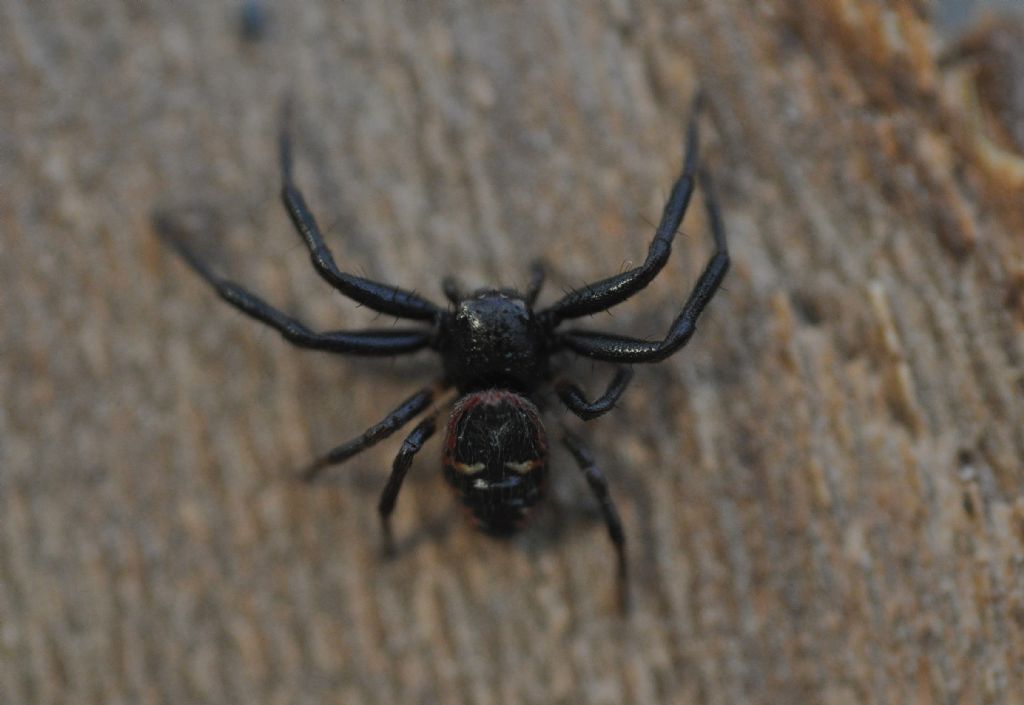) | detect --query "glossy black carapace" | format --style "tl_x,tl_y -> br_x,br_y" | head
155,95 -> 729,600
